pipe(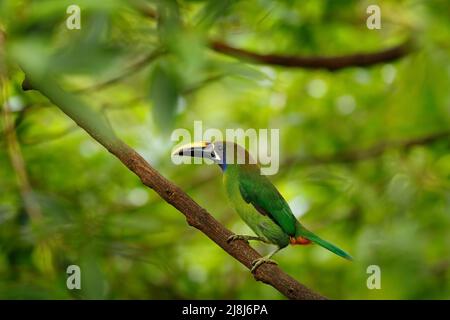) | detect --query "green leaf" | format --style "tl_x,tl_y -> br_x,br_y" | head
80,253 -> 107,299
149,64 -> 180,132
195,0 -> 236,27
